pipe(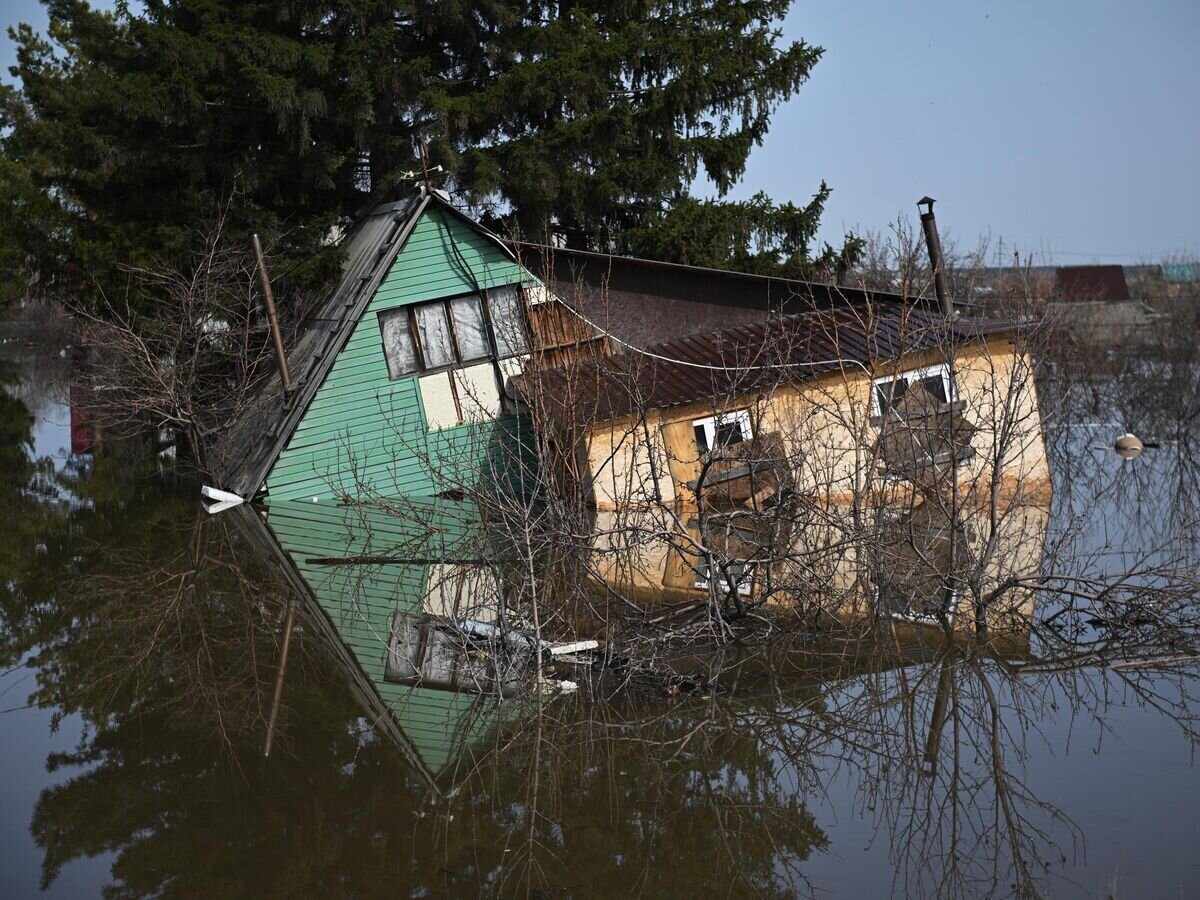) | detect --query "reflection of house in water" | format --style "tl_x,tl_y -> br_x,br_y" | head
578,498 -> 1049,640
229,499 -> 525,795
866,501 -> 1050,643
